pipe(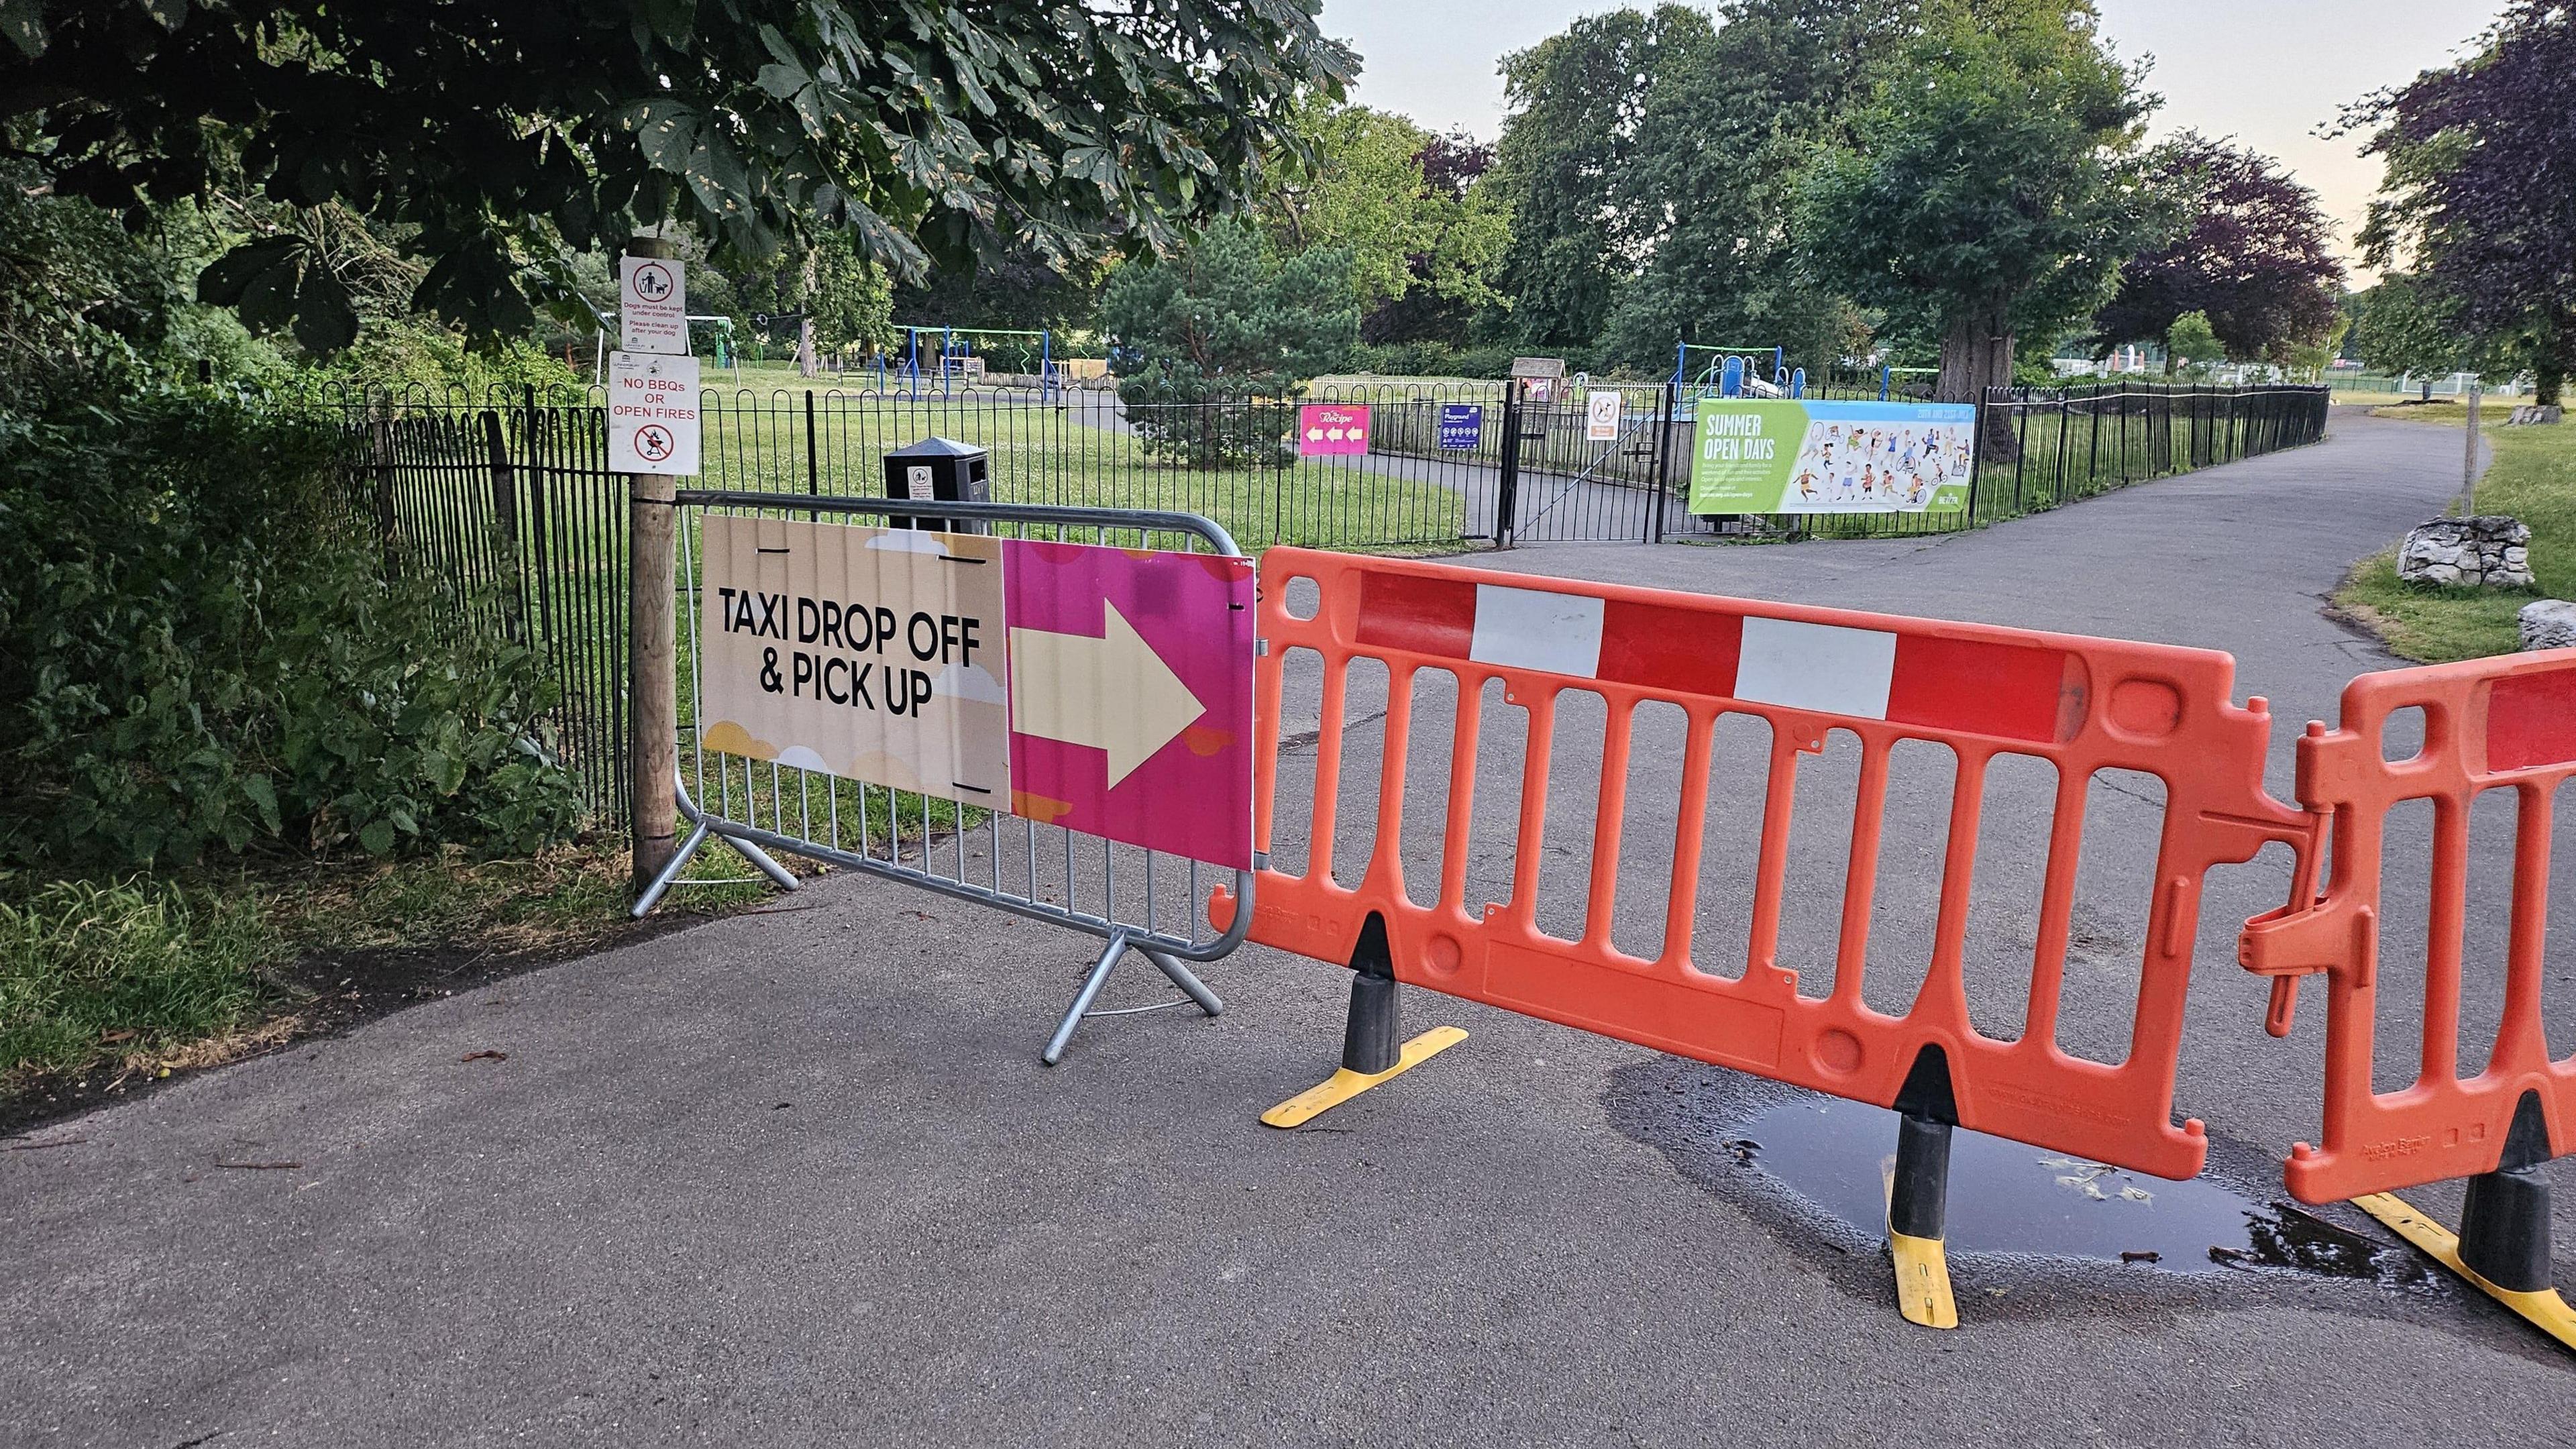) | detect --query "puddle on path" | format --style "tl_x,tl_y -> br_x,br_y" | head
1733,1097 -> 2416,1281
